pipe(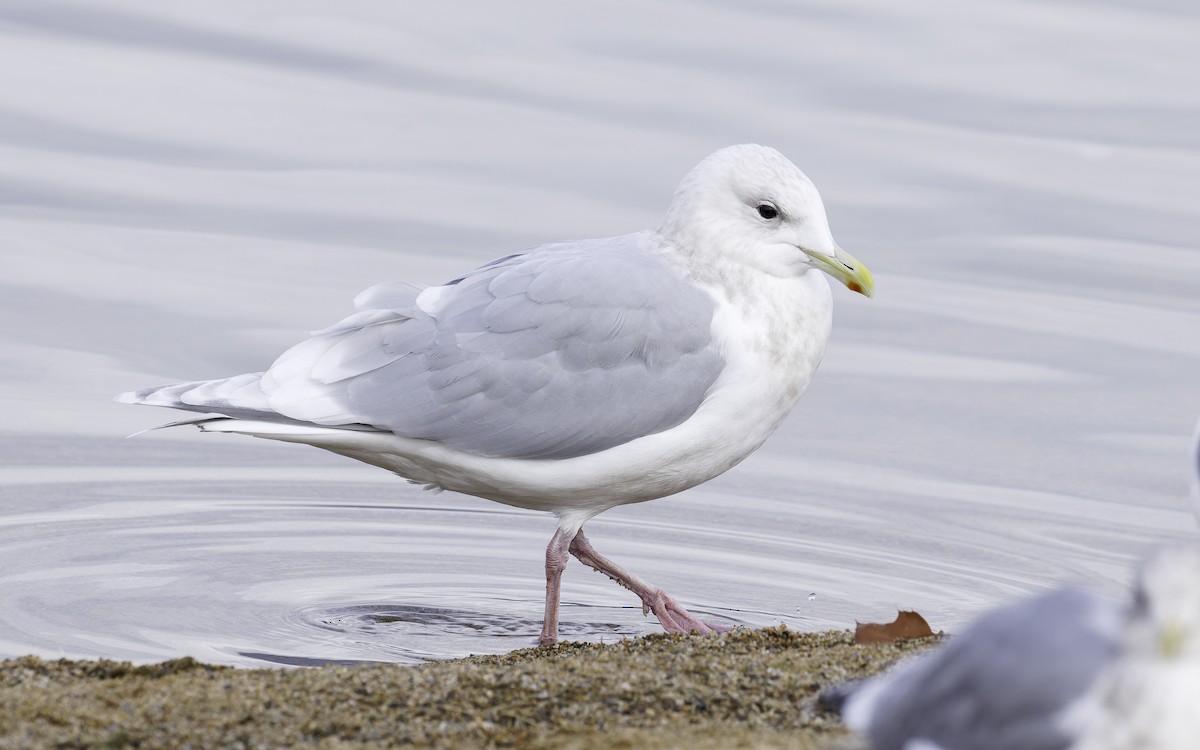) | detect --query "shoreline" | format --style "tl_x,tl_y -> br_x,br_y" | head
0,626 -> 936,749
